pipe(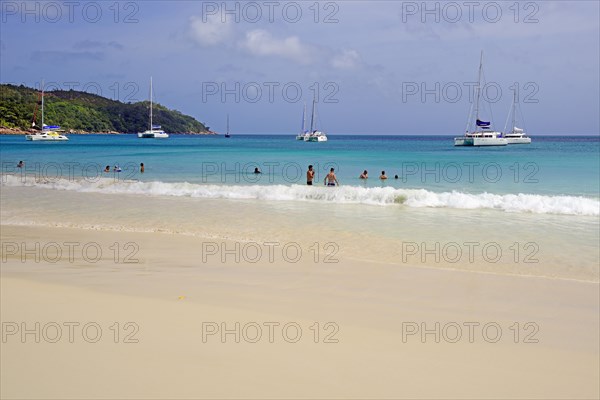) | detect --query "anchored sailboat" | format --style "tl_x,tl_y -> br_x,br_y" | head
502,89 -> 531,144
304,96 -> 327,142
26,80 -> 69,141
138,77 -> 169,139
454,52 -> 507,147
